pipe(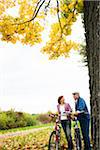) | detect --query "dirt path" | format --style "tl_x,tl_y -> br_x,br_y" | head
0,126 -> 49,140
